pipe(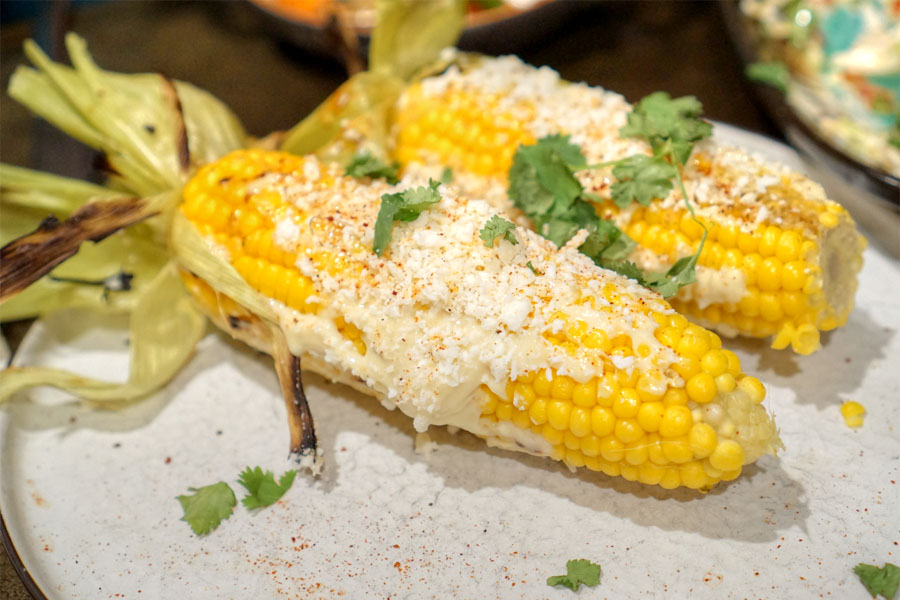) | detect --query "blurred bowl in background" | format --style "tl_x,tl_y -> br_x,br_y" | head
721,0 -> 899,256
249,0 -> 575,59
